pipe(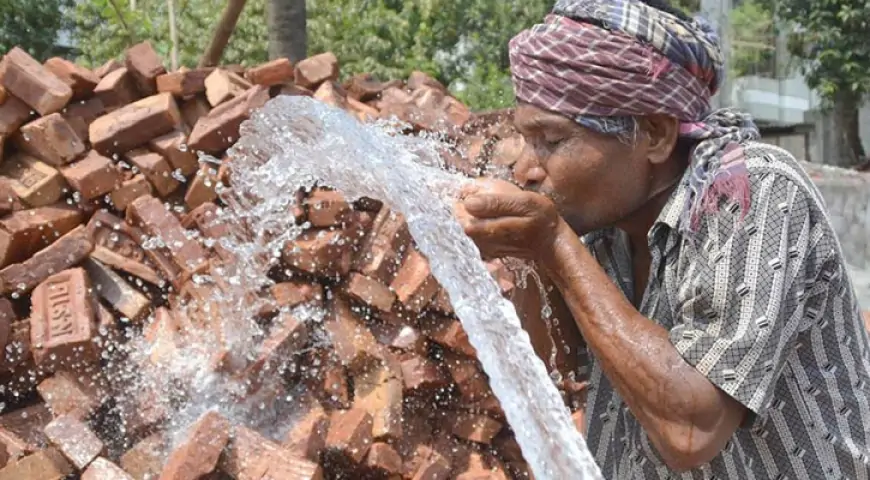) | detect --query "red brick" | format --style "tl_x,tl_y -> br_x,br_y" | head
325,408 -> 374,464
119,433 -> 166,480
419,314 -> 476,356
184,164 -> 220,209
94,59 -> 123,78
354,207 -> 412,284
442,351 -> 492,402
354,359 -> 404,440
149,130 -> 199,176
343,74 -> 402,102
294,53 -> 339,89
37,371 -> 101,420
0,298 -> 13,361
449,413 -> 502,444
305,189 -> 352,227
0,204 -> 82,267
245,58 -> 293,87
44,414 -> 105,469
284,399 -> 330,462
43,57 -> 100,100
399,354 -> 449,394
310,352 -> 350,410
61,151 -> 122,200
188,85 -> 269,153
364,442 -> 403,476
156,68 -> 213,98
0,153 -> 66,208
13,113 -> 85,166
0,320 -> 29,373
126,195 -> 209,283
346,273 -> 396,313
109,174 -> 153,213
409,447 -> 451,480
204,68 -> 251,107
391,249 -> 438,312
125,41 -> 166,96
0,225 -> 93,296
222,425 -> 323,480
314,81 -> 348,109
124,149 -> 180,197
325,296 -> 383,372
408,71 -> 446,92
62,97 -> 105,143
158,410 -> 229,480
0,447 -> 73,479
0,94 -> 32,136
430,288 -> 454,315
271,280 -> 324,309
0,404 -> 52,463
369,320 -> 428,354
347,98 -> 380,122
283,227 -> 359,279
0,47 -> 72,115
245,311 -> 309,382
90,92 -> 182,155
82,457 -> 134,480
28,267 -> 99,368
93,67 -> 139,112
180,95 -> 211,129
83,257 -> 151,322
